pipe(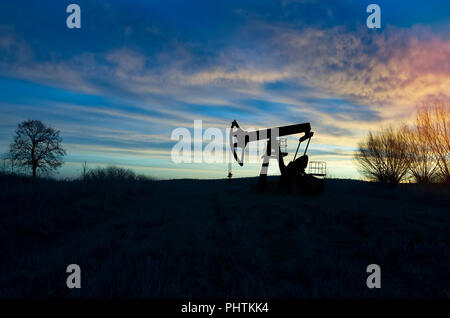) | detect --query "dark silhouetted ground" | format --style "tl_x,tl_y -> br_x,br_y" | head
0,173 -> 449,297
